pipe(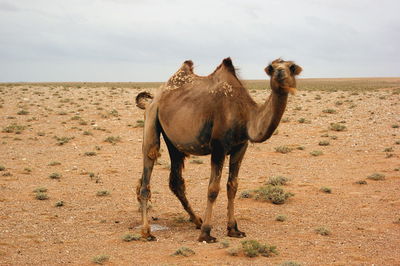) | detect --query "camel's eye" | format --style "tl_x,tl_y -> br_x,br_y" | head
289,64 -> 297,74
265,65 -> 274,75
